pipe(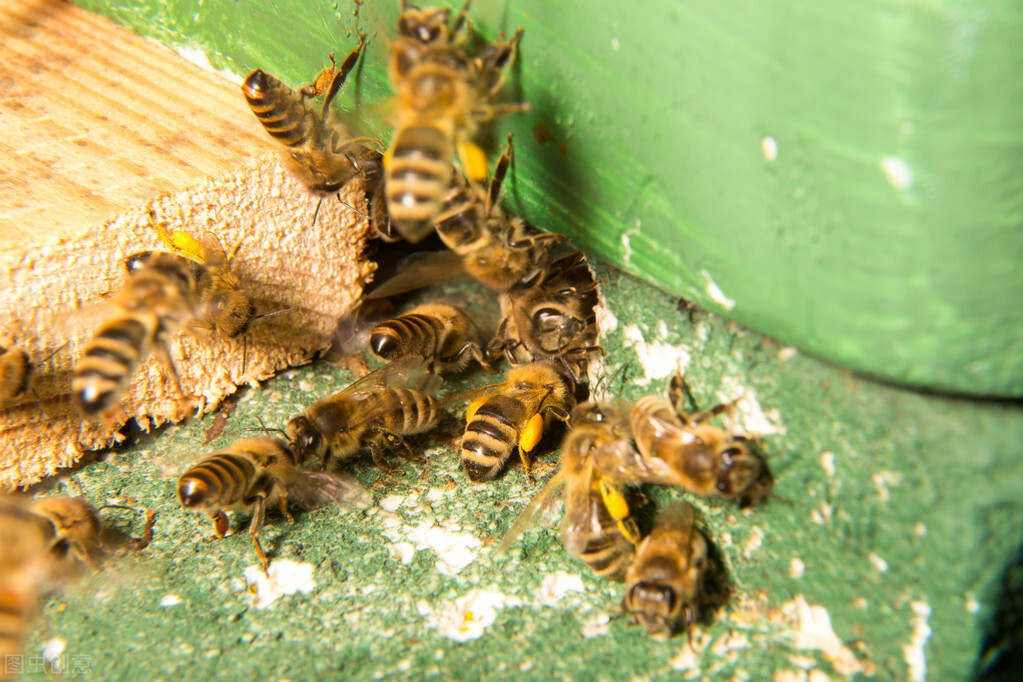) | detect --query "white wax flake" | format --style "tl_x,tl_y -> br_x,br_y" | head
808,671 -> 832,682
581,613 -> 611,638
913,523 -> 928,537
789,557 -> 806,579
880,155 -> 913,190
718,378 -> 787,437
784,596 -> 864,676
761,136 -> 779,162
160,594 -> 183,607
42,638 -> 65,662
872,471 -> 901,502
621,324 -> 691,386
594,299 -> 619,334
405,522 -> 481,575
397,660 -> 411,672
743,527 -> 765,559
298,380 -> 314,392
243,559 -> 316,610
903,601 -> 932,682
657,319 -> 669,338
611,37 -> 620,50
427,589 -> 516,642
534,571 -> 585,606
379,495 -> 404,513
868,553 -> 889,573
699,269 -> 736,310
172,44 -> 244,85
853,598 -> 869,610
710,631 -> 749,656
777,346 -> 798,361
966,593 -> 980,613
387,542 -> 415,565
820,451 -> 836,477
416,600 -> 432,616
669,642 -> 702,674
